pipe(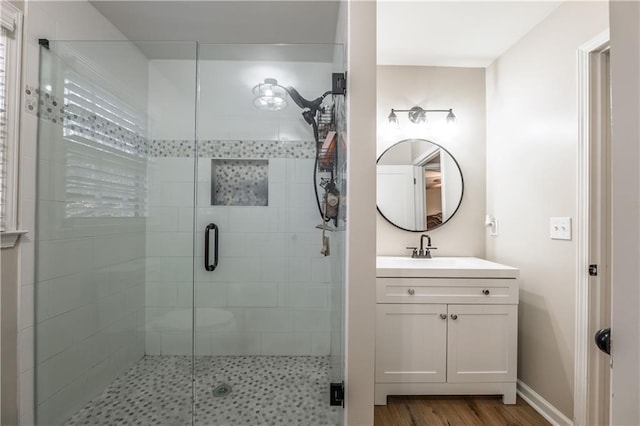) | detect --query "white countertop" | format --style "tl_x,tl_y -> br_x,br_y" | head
376,256 -> 519,278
